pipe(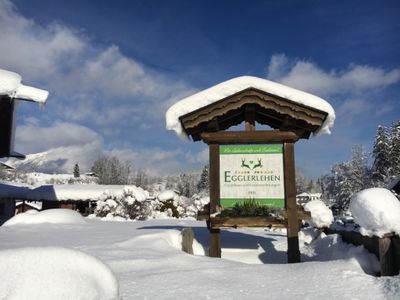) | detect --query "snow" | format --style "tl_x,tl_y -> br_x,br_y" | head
349,188 -> 400,237
304,200 -> 334,228
0,247 -> 119,300
3,209 -> 85,226
166,76 -> 335,139
0,218 -> 398,299
15,200 -> 42,210
0,69 -> 49,103
157,189 -> 179,201
0,181 -> 150,202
